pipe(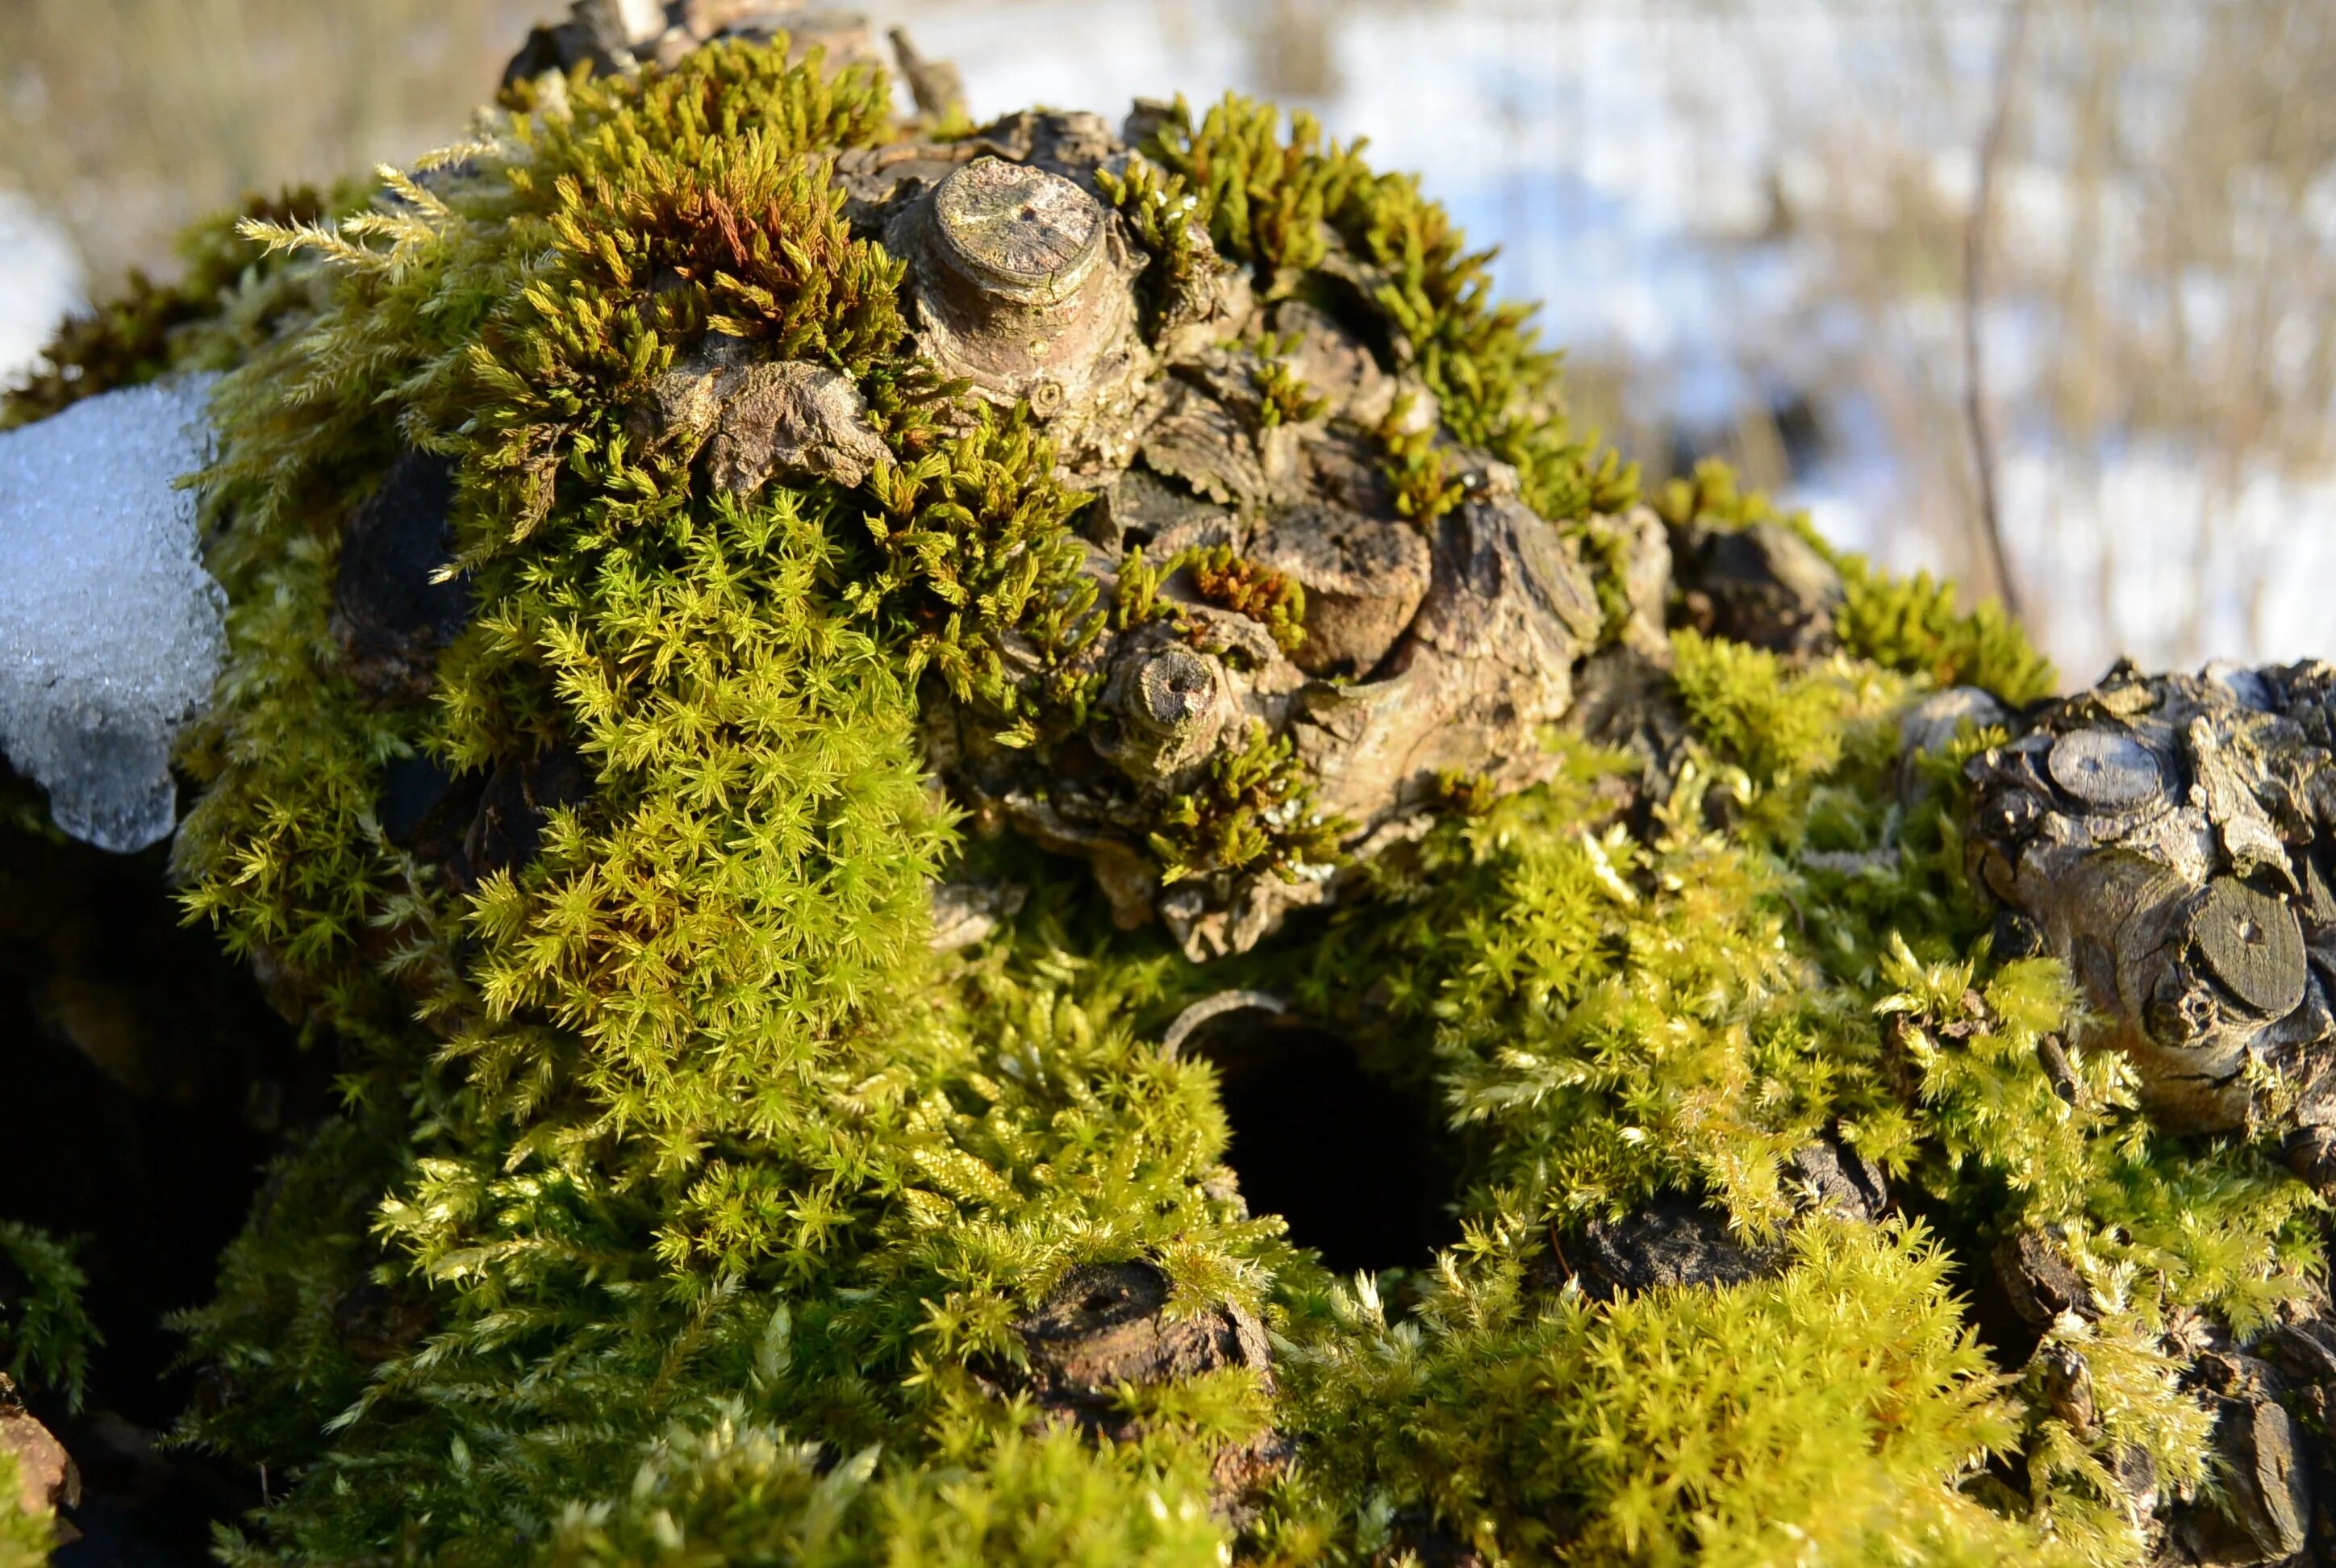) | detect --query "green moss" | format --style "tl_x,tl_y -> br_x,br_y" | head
1670,629 -> 1858,792
0,1445 -> 54,1568
0,31 -> 2295,1567
849,404 -> 1098,738
1282,1218 -> 2073,1567
1250,351 -> 1329,431
2017,1307 -> 2210,1557
1650,456 -> 1779,536
1432,768 -> 1500,818
1150,720 -> 1344,888
1293,760 -> 1880,1236
167,1108 -> 423,1470
1658,457 -> 2057,704
0,1224 -> 94,1411
1378,398 -> 1467,529
1135,92 -> 1640,528
545,1409 -> 1225,1568
1091,156 -> 1218,336
1835,561 -> 2059,707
